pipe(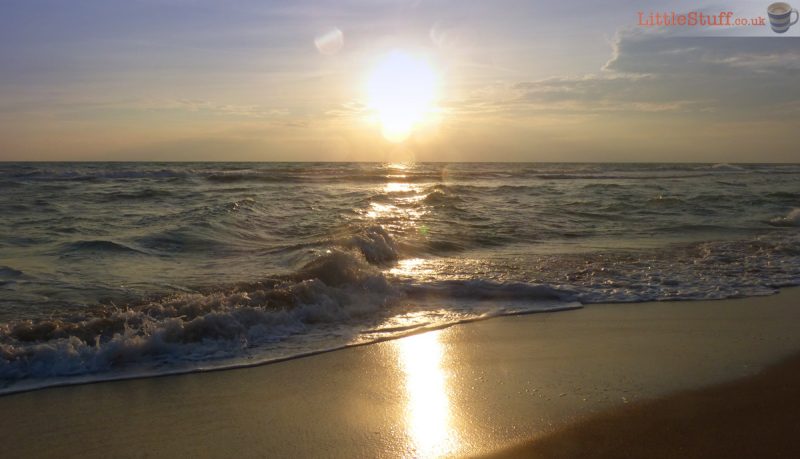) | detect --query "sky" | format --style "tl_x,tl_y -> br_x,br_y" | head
0,0 -> 798,162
